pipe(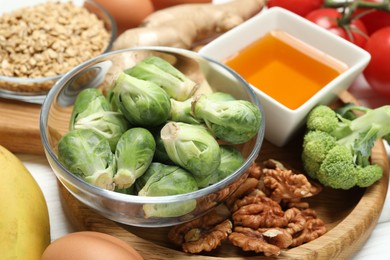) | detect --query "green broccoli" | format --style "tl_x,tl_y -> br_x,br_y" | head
302,103 -> 390,189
